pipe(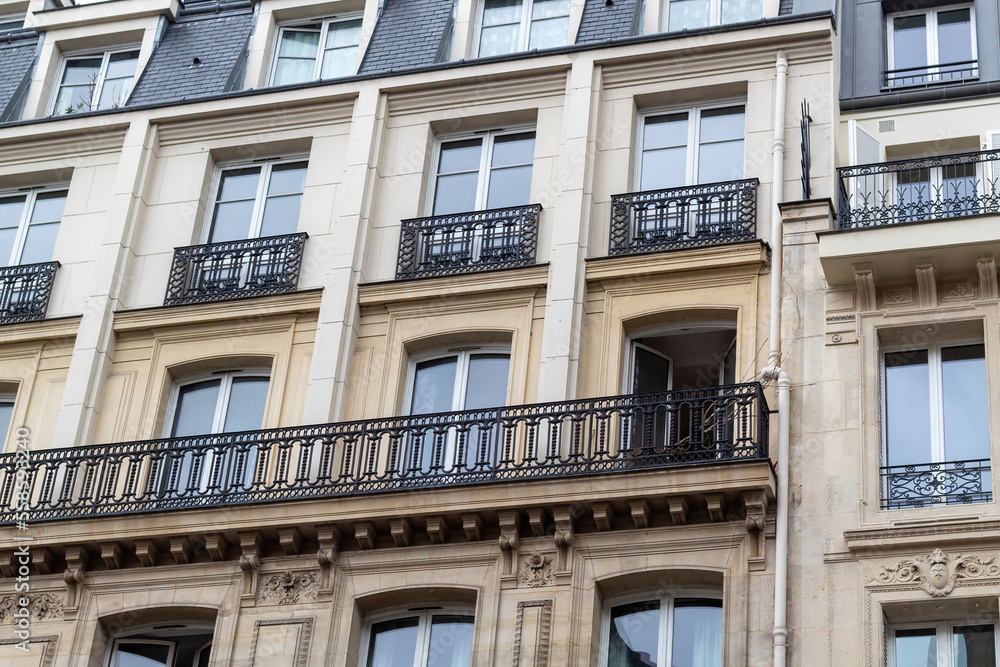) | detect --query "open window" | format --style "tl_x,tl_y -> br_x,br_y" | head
98,609 -> 215,667
50,47 -> 140,115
